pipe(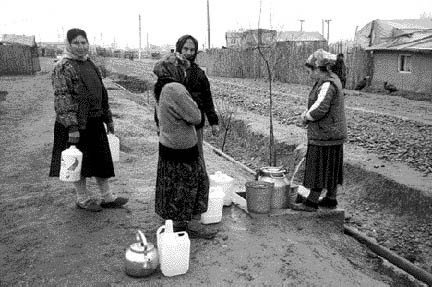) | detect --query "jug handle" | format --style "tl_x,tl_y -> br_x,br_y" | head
255,169 -> 261,180
136,230 -> 148,251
